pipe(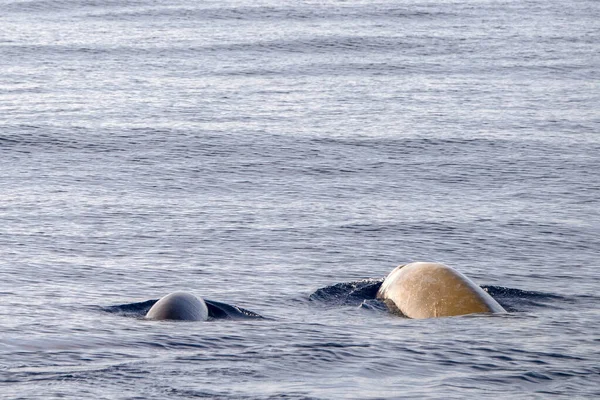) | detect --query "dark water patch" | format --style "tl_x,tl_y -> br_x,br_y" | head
0,136 -> 22,145
210,36 -> 426,56
470,363 -> 503,371
157,341 -> 211,350
4,360 -> 151,384
6,35 -> 432,58
214,61 -> 422,78
481,285 -> 568,312
101,299 -> 263,320
308,278 -> 383,306
310,135 -> 600,165
338,221 -> 464,236
4,0 -> 146,14
0,129 -> 126,154
164,387 -> 319,400
102,299 -> 156,317
474,347 -> 586,363
83,3 -> 451,23
294,342 -> 370,350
